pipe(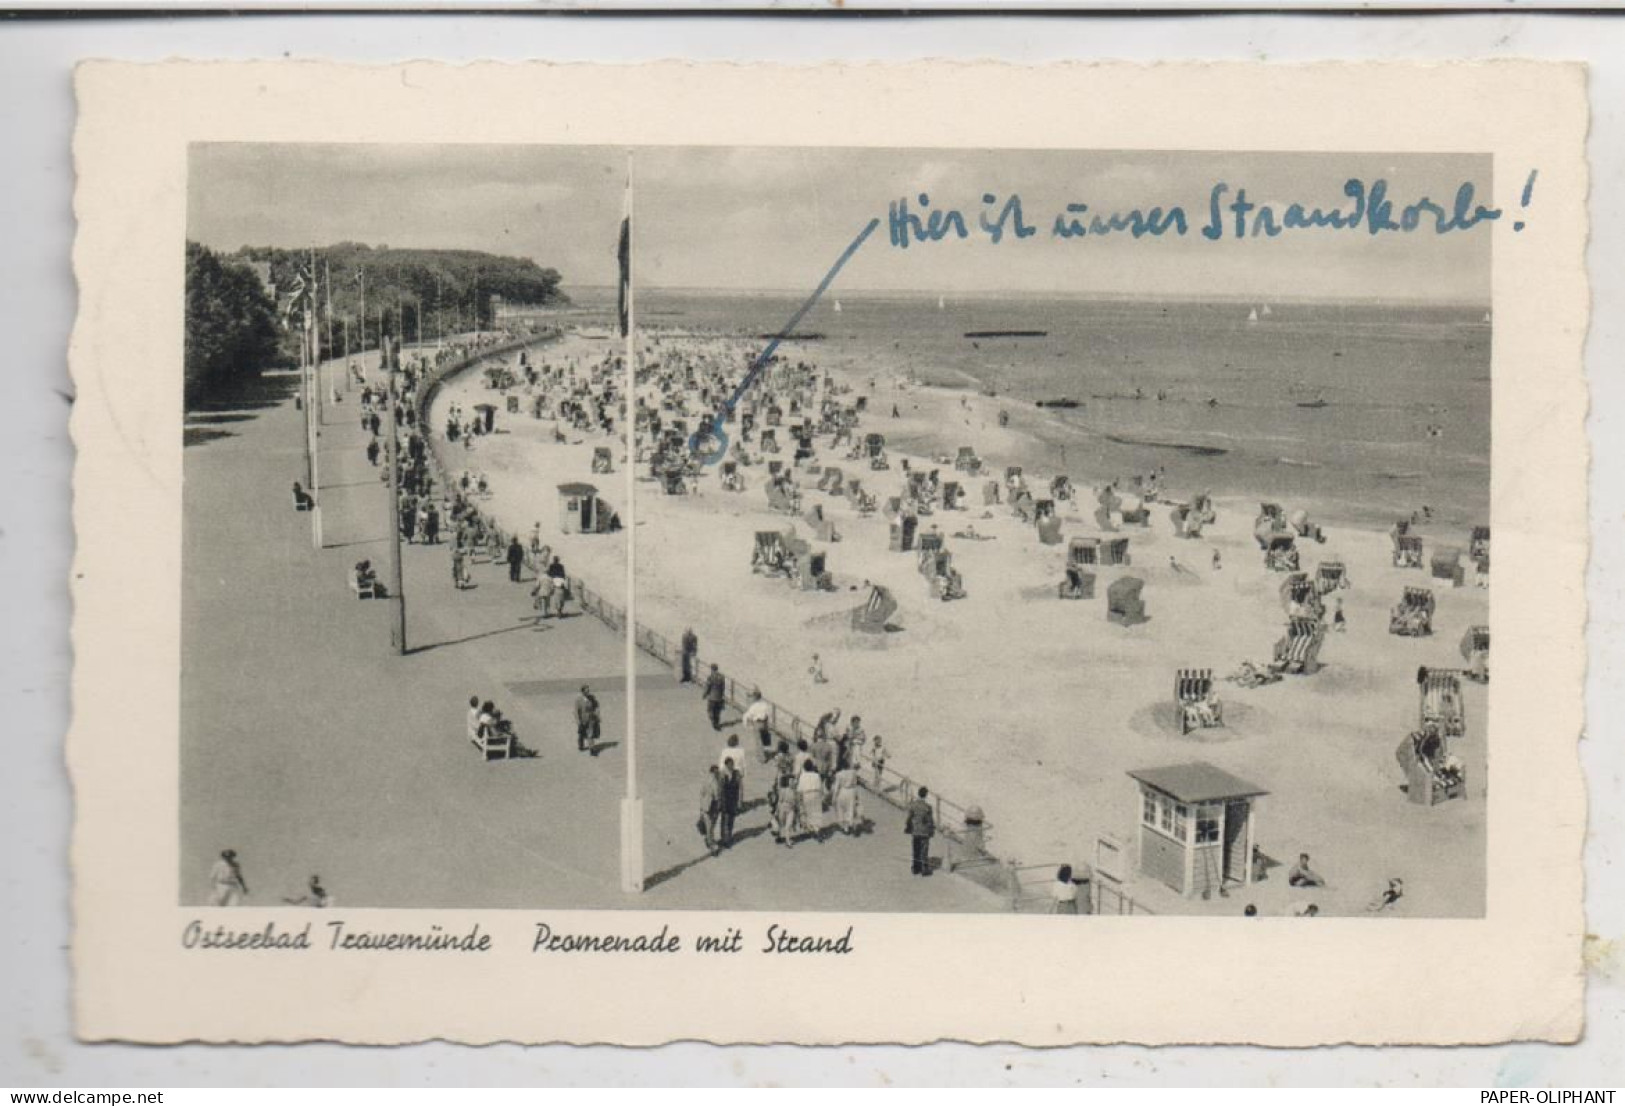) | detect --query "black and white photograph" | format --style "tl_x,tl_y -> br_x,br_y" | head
181,143 -> 1494,918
